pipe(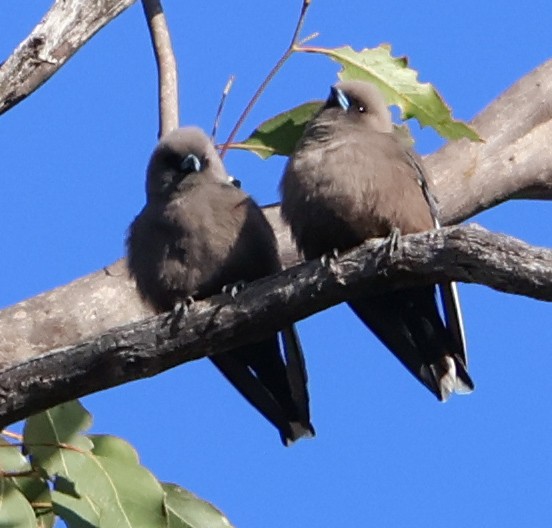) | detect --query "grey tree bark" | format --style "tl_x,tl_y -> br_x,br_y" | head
0,224 -> 550,428
0,1 -> 550,424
